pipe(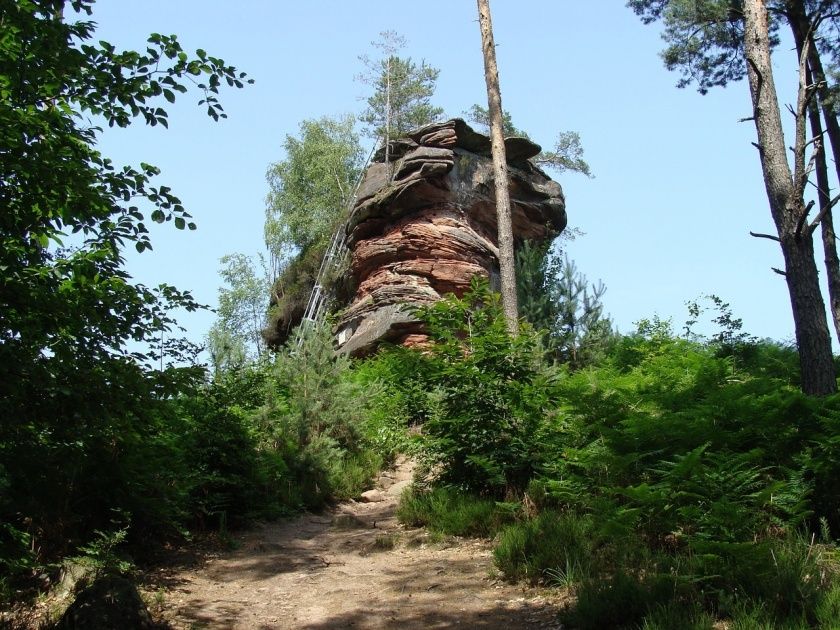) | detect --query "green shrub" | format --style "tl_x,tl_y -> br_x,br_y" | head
815,579 -> 840,628
0,521 -> 33,602
534,322 -> 831,550
250,323 -> 394,509
407,278 -> 560,495
711,533 -> 840,625
493,510 -> 597,585
563,571 -> 679,630
726,604 -> 810,630
396,487 -> 516,538
641,602 -> 716,630
354,348 -> 428,457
